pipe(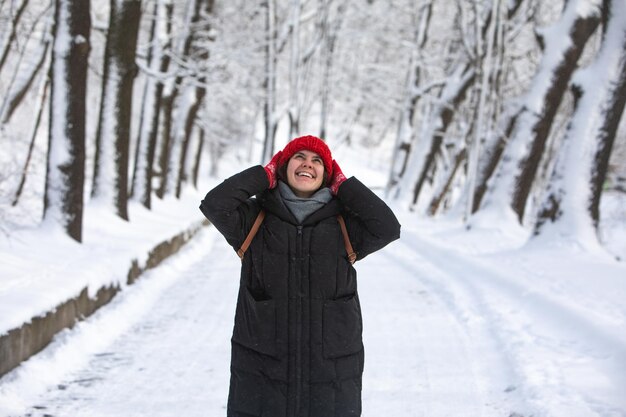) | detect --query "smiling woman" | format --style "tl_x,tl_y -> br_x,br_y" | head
199,135 -> 401,417
286,150 -> 325,197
